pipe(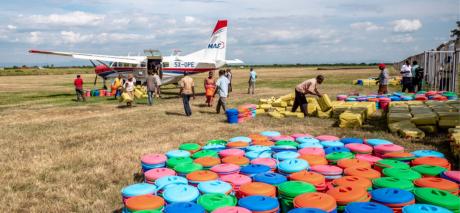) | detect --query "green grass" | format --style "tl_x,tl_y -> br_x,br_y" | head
0,68 -> 94,76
